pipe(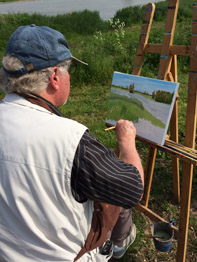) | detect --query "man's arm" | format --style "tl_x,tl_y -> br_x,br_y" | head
115,119 -> 144,187
71,127 -> 144,208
